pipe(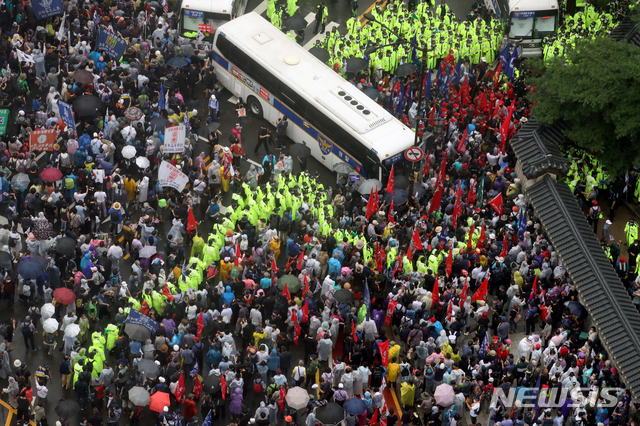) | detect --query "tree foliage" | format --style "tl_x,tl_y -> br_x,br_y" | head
531,36 -> 640,177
